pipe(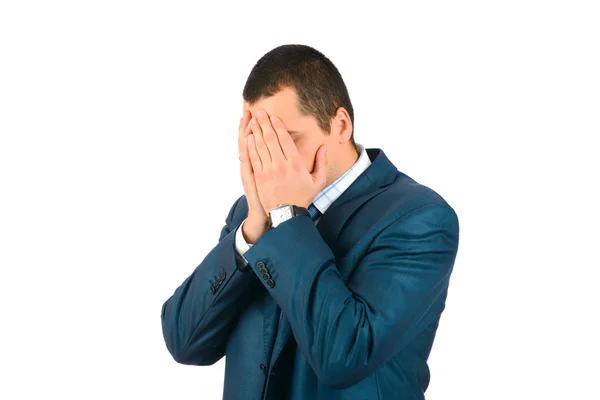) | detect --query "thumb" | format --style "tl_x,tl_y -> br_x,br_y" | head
311,145 -> 327,185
